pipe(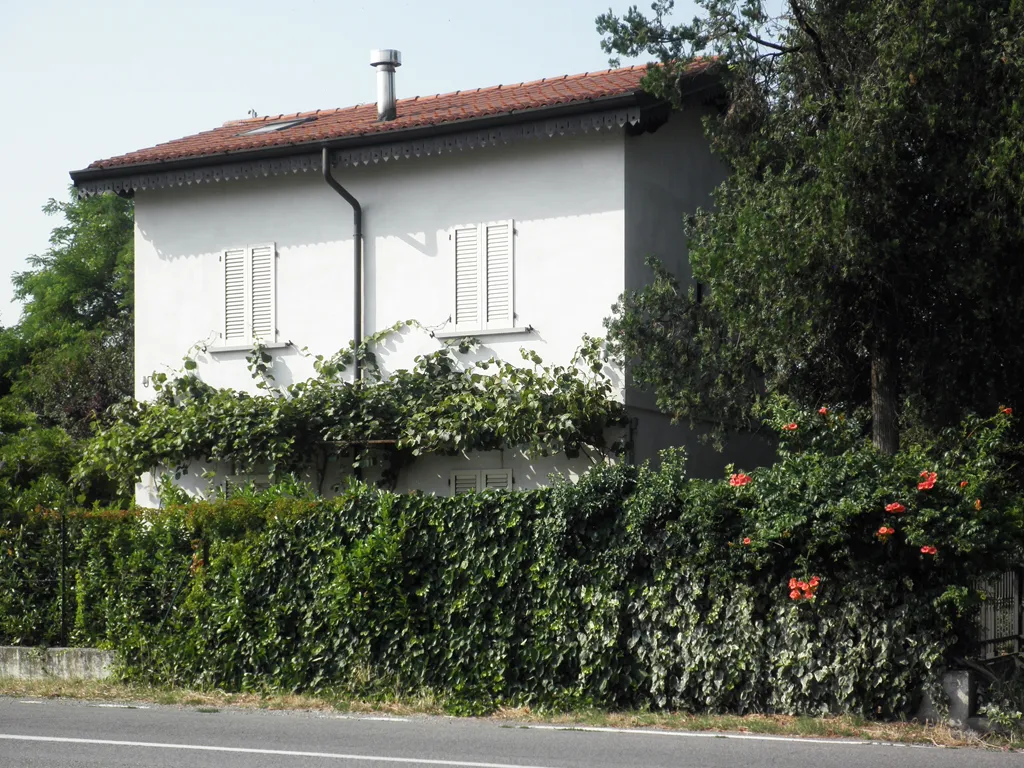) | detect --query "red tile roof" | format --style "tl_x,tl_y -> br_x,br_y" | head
83,62 -> 713,172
